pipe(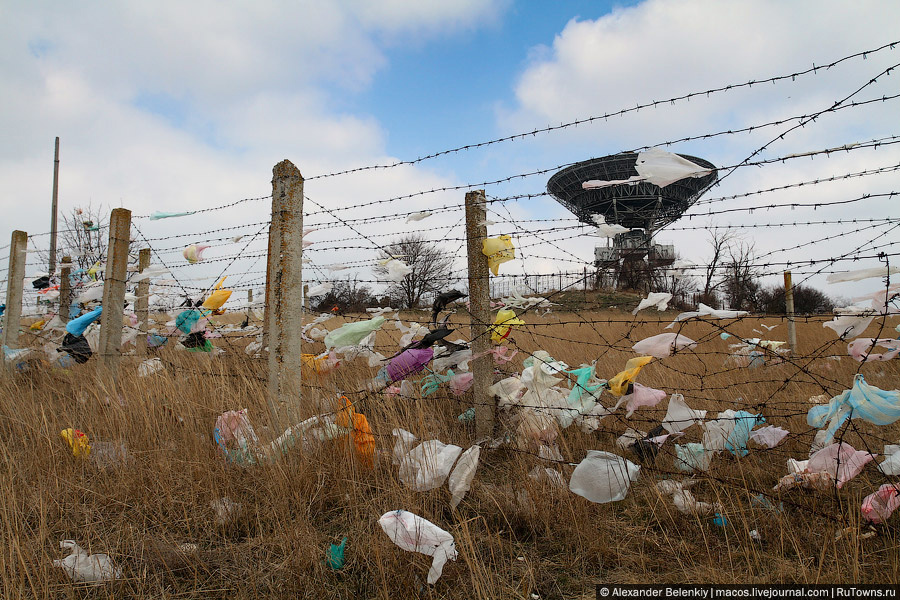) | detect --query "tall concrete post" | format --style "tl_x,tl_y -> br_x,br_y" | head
465,190 -> 494,440
98,208 -> 131,372
58,256 -> 72,322
783,271 -> 797,352
49,137 -> 60,276
266,160 -> 304,429
136,248 -> 151,354
2,231 -> 28,355
247,289 -> 253,321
